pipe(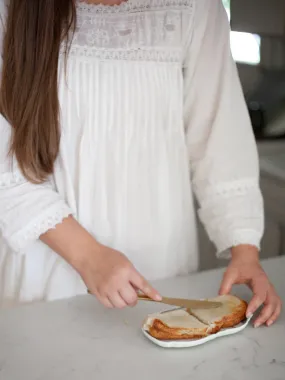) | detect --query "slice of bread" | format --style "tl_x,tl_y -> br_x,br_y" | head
143,309 -> 213,340
190,295 -> 247,330
144,295 -> 247,341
